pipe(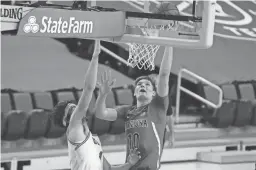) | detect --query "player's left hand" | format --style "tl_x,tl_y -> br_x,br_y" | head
97,70 -> 116,96
127,148 -> 141,165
